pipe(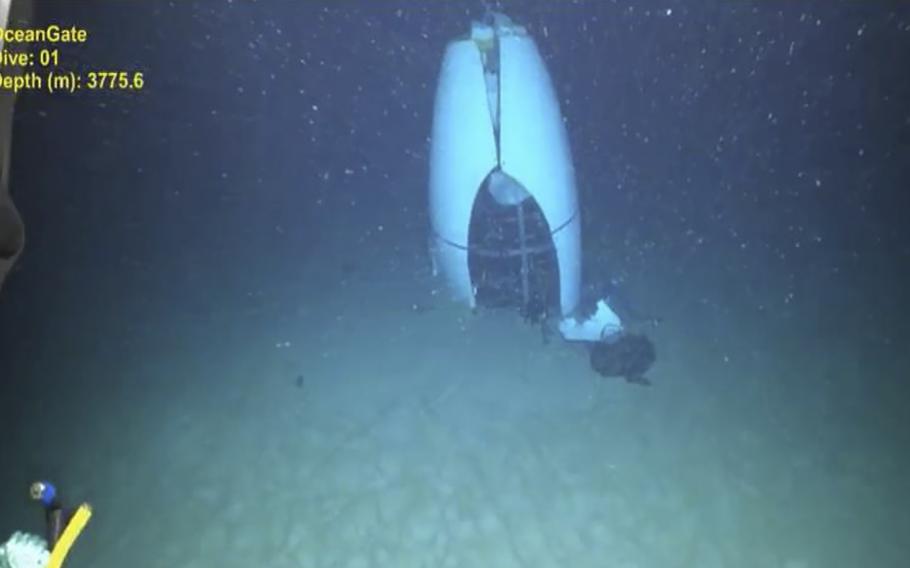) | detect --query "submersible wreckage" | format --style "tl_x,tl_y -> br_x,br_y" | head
428,12 -> 623,341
